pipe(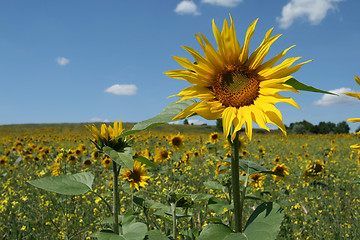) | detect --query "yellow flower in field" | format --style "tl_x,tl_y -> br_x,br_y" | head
154,148 -> 171,163
0,156 -> 8,166
102,156 -> 112,168
50,162 -> 61,176
169,134 -> 184,149
249,173 -> 266,189
304,159 -> 325,178
86,120 -> 128,151
209,132 -> 221,143
82,159 -> 92,168
120,161 -> 150,191
215,161 -> 230,175
343,75 -> 360,150
165,15 -> 311,140
272,163 -> 289,181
